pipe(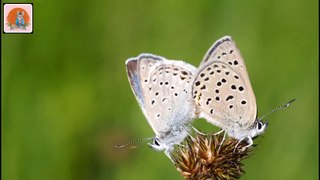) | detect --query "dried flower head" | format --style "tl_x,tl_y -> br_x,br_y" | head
172,133 -> 254,180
